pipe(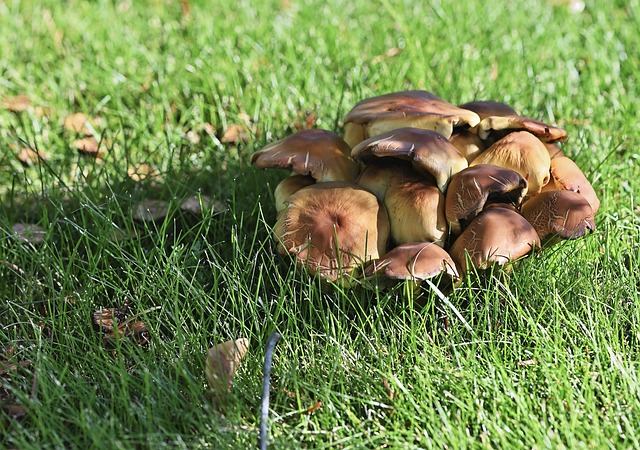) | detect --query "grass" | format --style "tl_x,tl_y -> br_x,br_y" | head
1,0 -> 639,448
